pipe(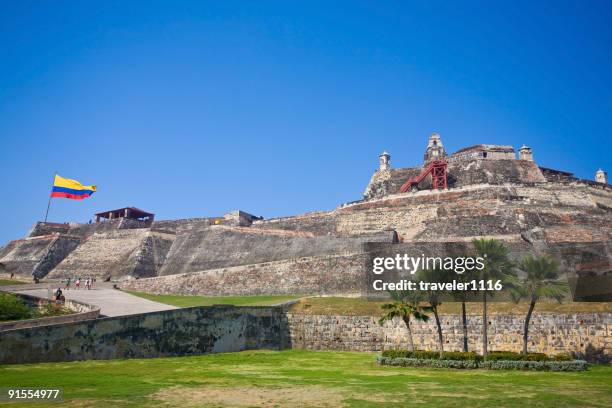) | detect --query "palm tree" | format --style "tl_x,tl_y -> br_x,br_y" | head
515,255 -> 569,354
472,238 -> 516,360
378,290 -> 431,351
416,268 -> 452,357
450,264 -> 473,352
